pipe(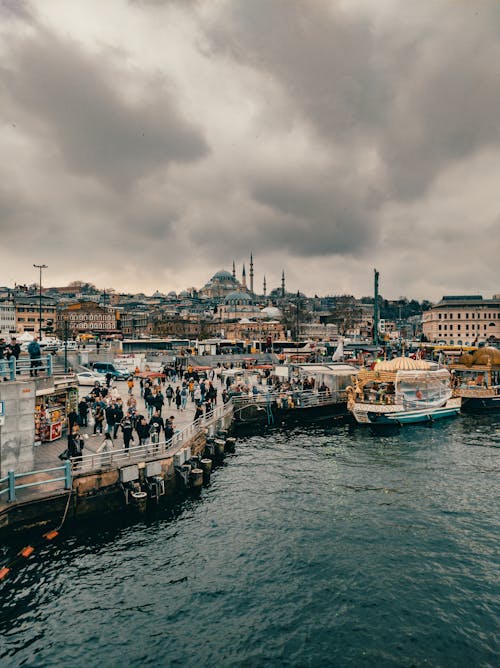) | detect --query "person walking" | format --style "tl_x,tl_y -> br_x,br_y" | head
78,397 -> 89,427
180,385 -> 188,411
93,404 -> 104,435
105,404 -> 116,435
194,404 -> 204,422
113,400 -> 124,439
28,337 -> 41,377
136,416 -> 150,445
165,384 -> 174,407
127,376 -> 134,395
153,389 -> 164,416
120,415 -> 134,451
175,387 -> 182,411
